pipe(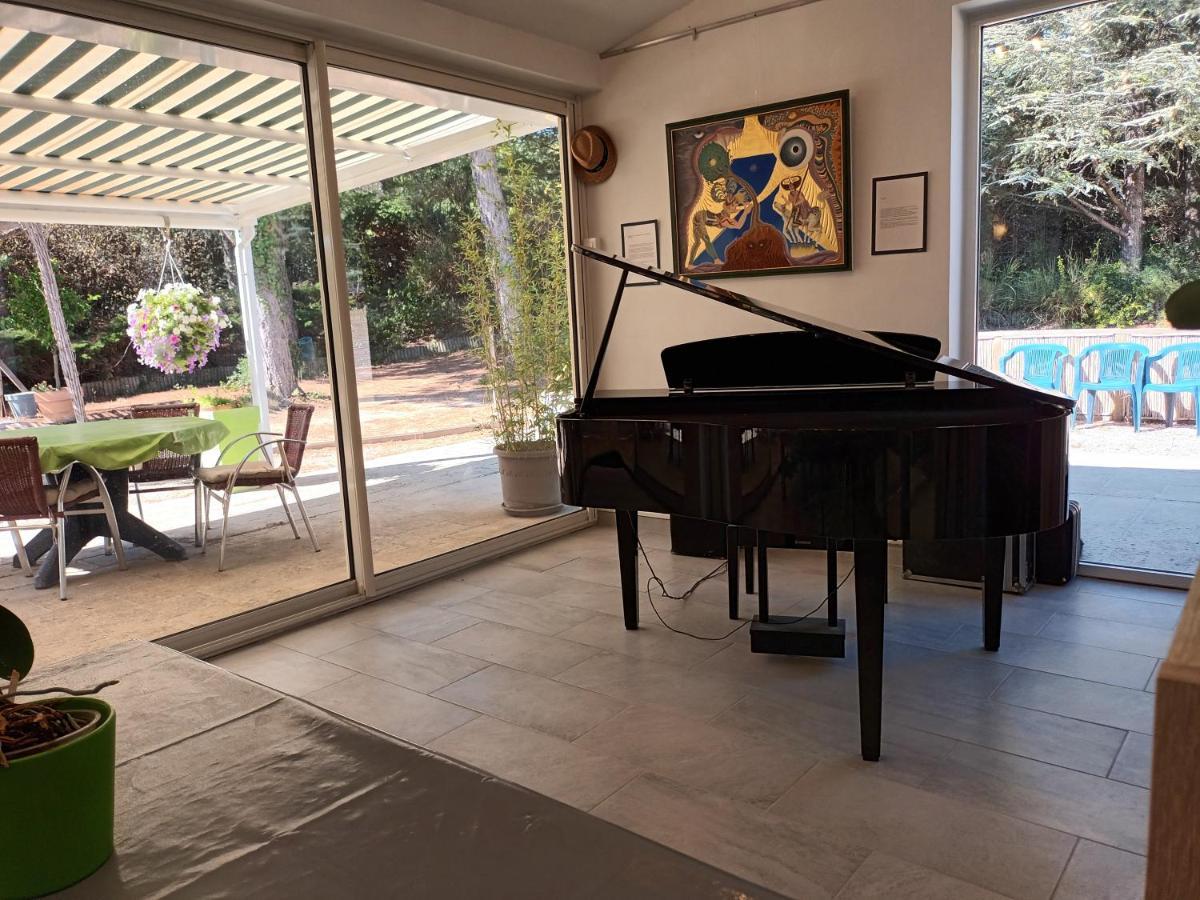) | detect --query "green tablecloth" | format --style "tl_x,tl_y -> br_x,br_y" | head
27,417 -> 229,471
